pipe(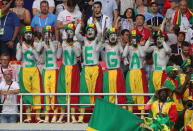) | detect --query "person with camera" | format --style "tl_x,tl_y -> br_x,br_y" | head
0,69 -> 20,123
144,31 -> 171,93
